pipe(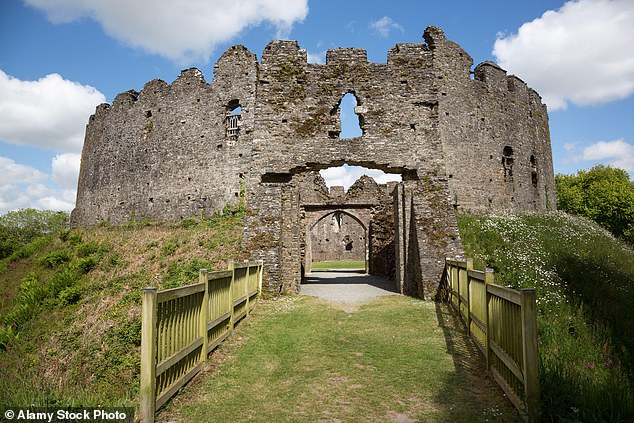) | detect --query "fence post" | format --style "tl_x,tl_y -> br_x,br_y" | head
244,261 -> 251,316
484,268 -> 494,371
257,260 -> 264,296
227,260 -> 235,331
140,288 -> 158,423
521,289 -> 540,422
465,258 -> 473,334
199,269 -> 209,361
456,262 -> 461,316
